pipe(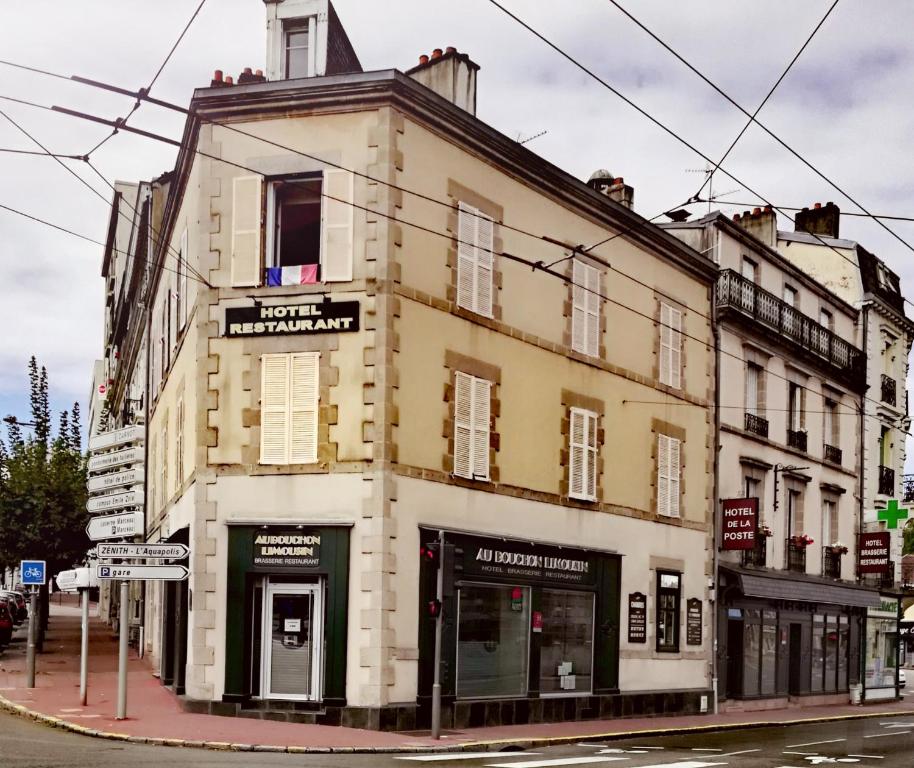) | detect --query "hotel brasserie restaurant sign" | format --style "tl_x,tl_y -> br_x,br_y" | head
225,300 -> 359,338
